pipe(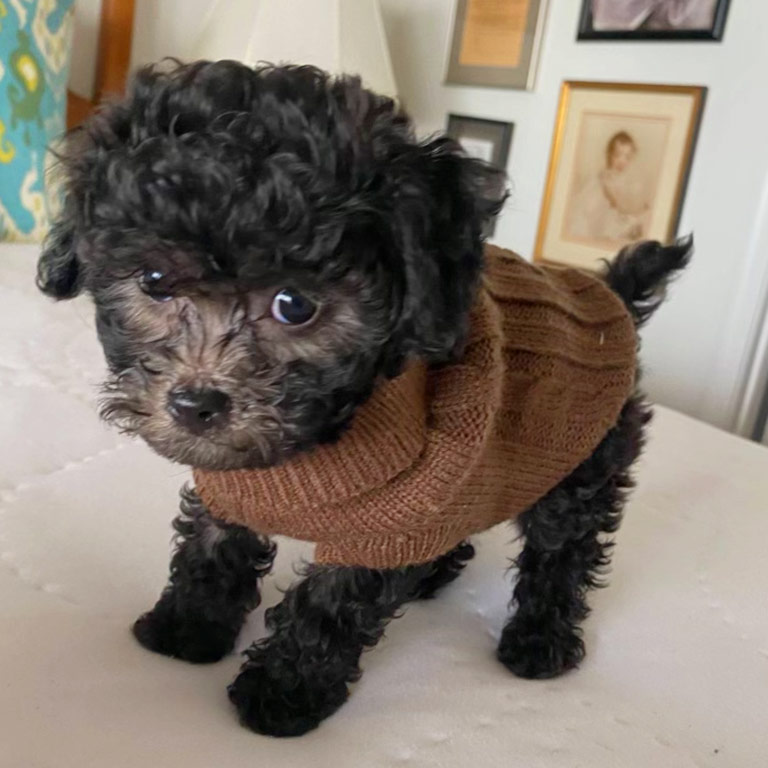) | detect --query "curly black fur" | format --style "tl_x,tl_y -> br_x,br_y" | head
498,395 -> 651,678
228,548 -> 472,736
605,236 -> 692,327
35,59 -> 691,738
133,486 -> 275,663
